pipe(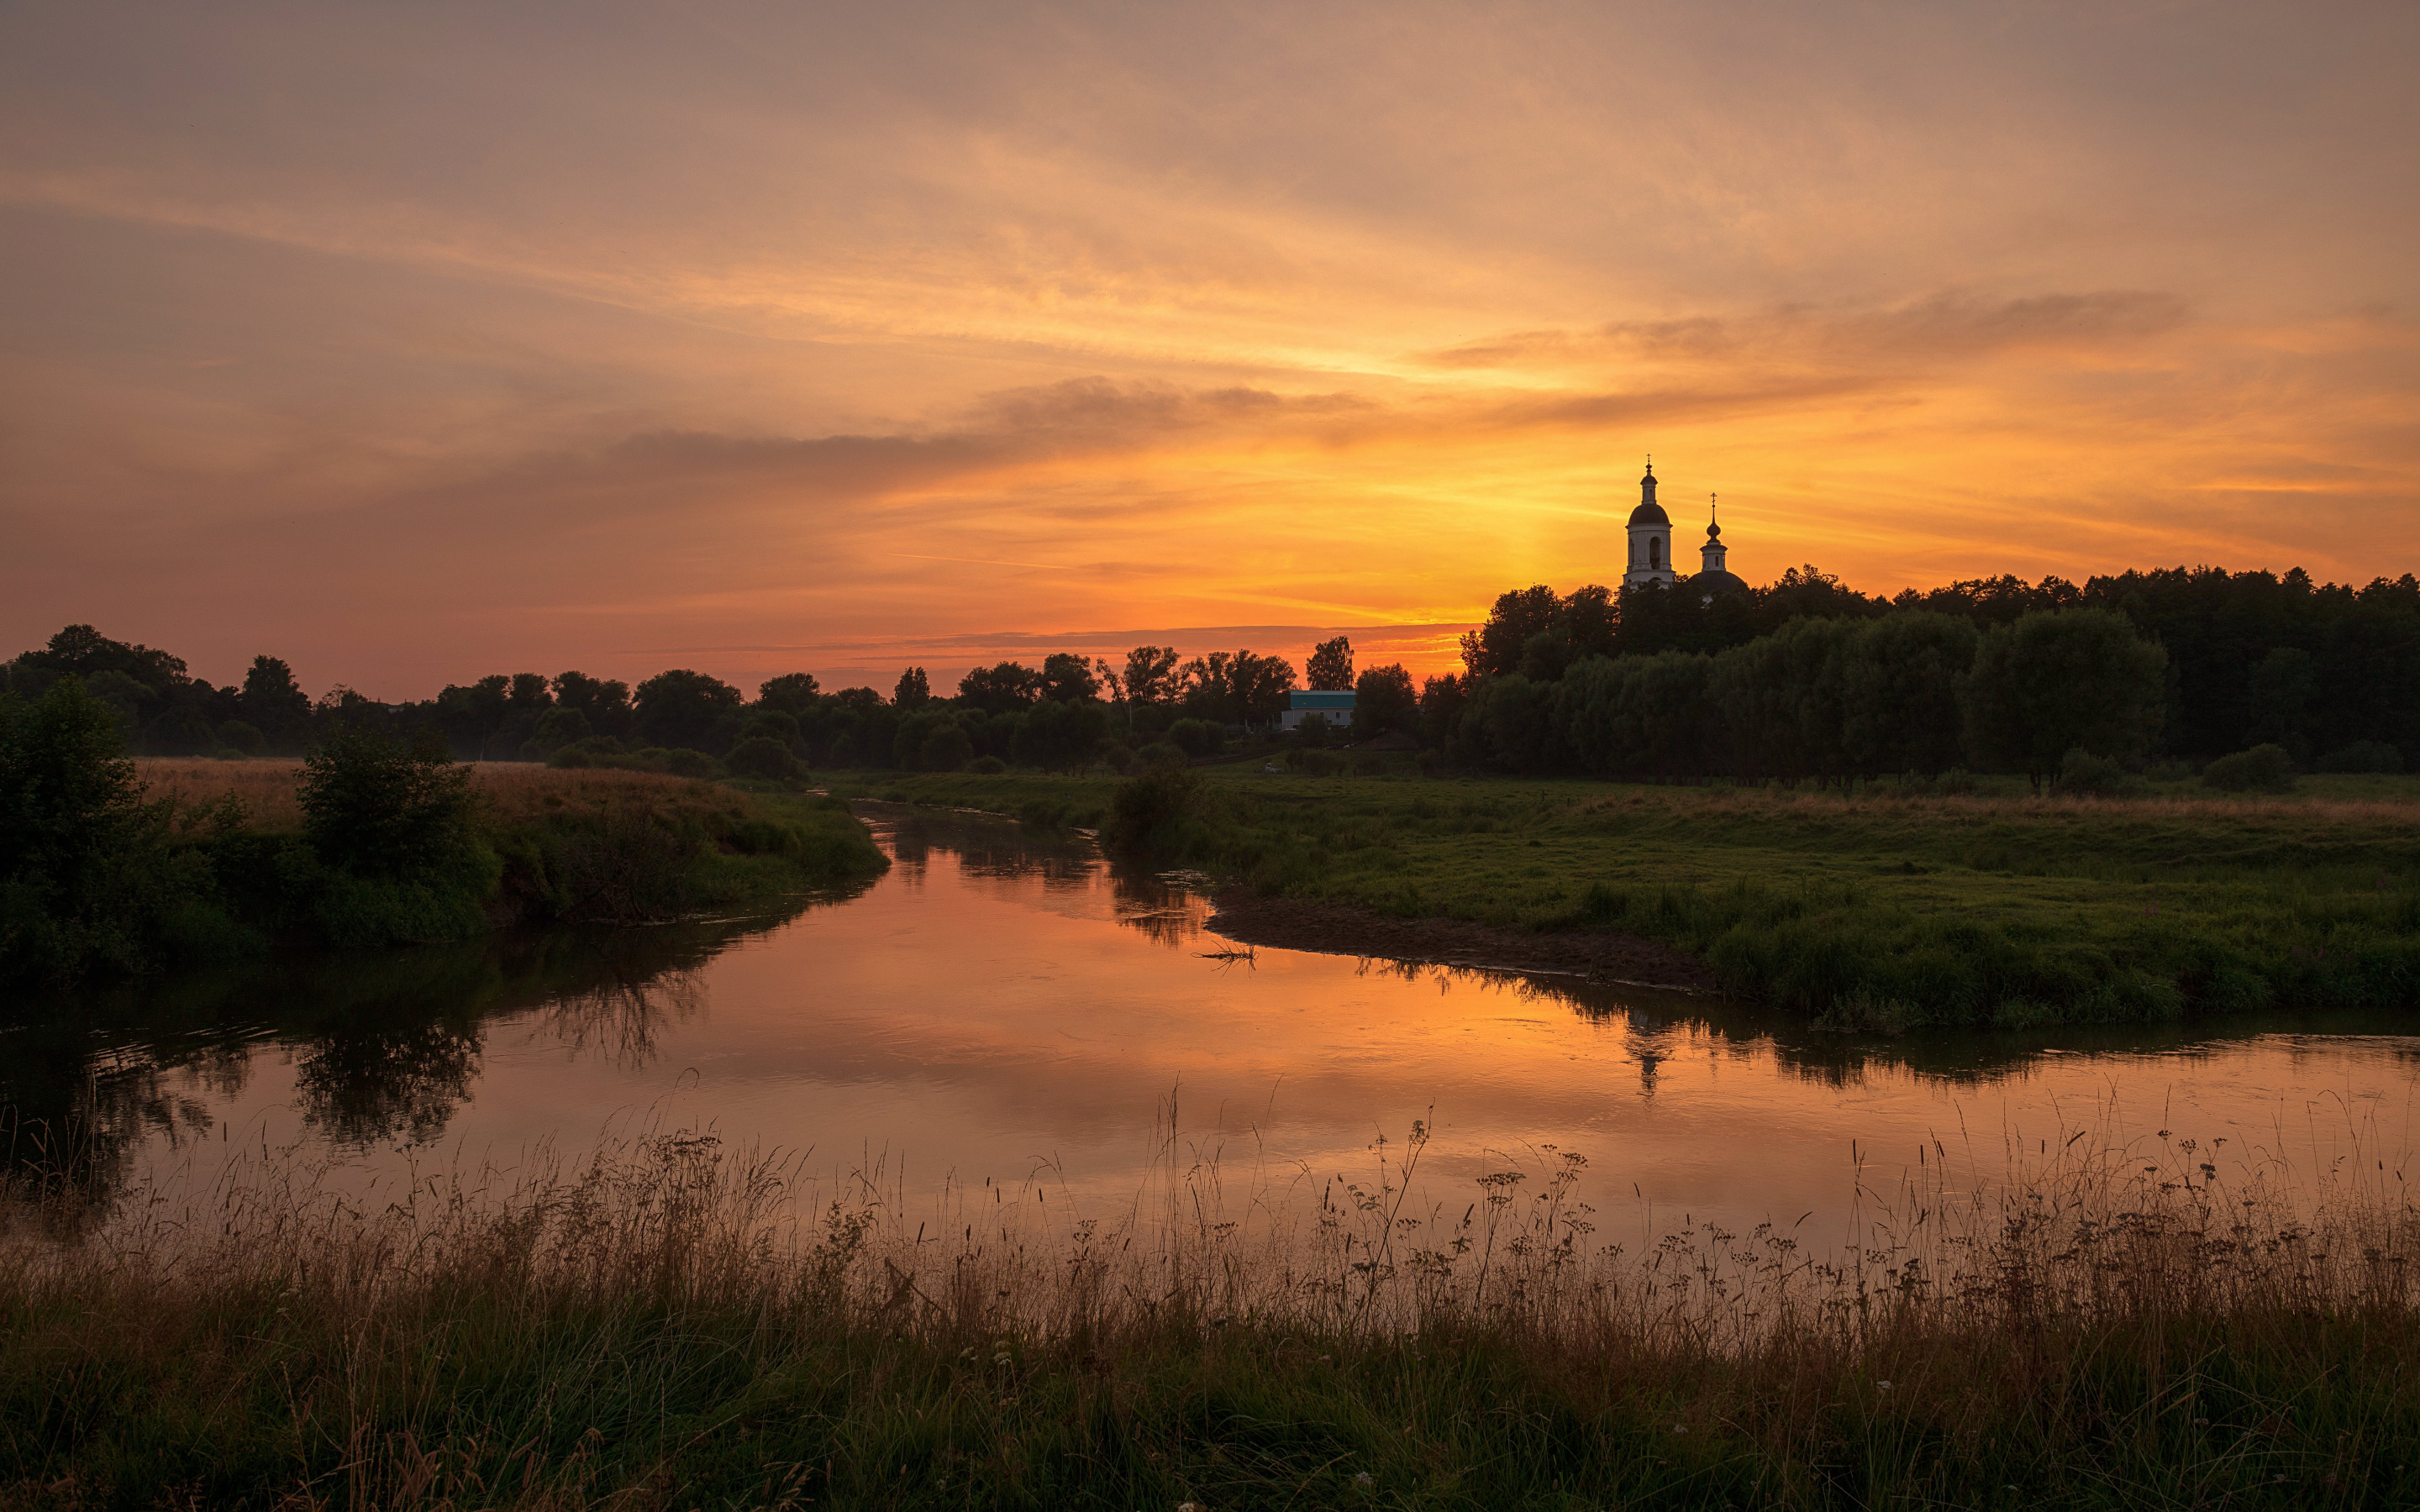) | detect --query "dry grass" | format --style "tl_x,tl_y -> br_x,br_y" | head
4,1110 -> 2415,1507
